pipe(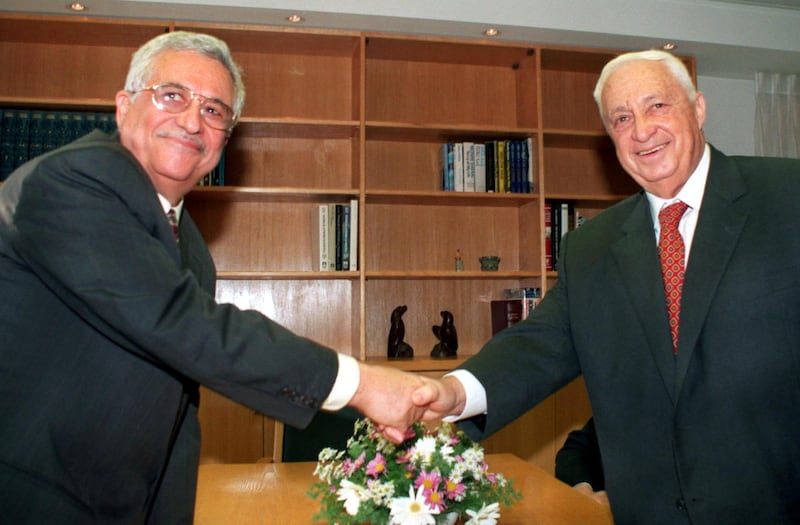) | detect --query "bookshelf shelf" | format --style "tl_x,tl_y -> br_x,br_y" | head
0,12 -> 695,472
